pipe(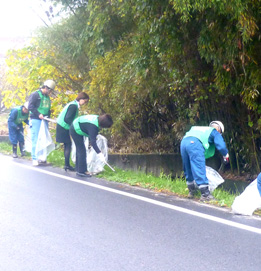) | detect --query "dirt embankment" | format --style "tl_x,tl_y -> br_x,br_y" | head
221,172 -> 256,183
